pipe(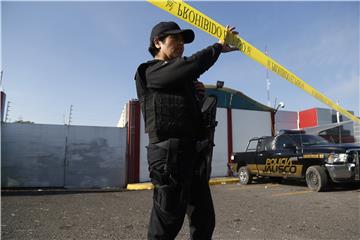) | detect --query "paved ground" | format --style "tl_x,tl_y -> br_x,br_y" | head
1,180 -> 359,240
